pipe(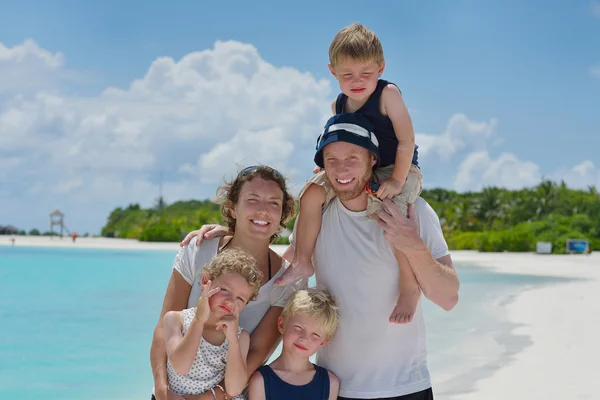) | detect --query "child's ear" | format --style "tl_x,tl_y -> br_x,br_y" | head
277,315 -> 285,334
328,64 -> 337,78
320,338 -> 331,347
378,61 -> 386,77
